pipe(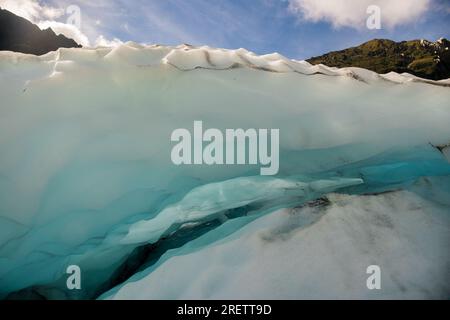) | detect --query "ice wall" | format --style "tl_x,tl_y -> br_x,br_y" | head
0,43 -> 449,299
